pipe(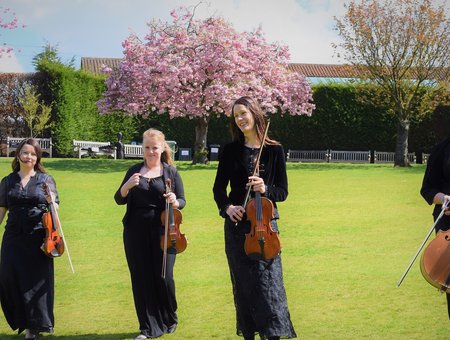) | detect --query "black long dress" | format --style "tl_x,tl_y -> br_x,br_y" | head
114,162 -> 185,338
0,171 -> 58,334
420,137 -> 450,319
213,142 -> 297,339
